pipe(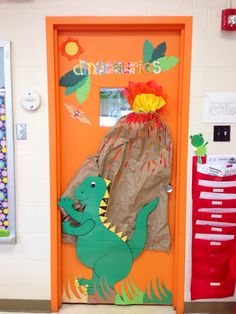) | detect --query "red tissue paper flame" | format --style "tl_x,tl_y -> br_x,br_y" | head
122,81 -> 163,108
